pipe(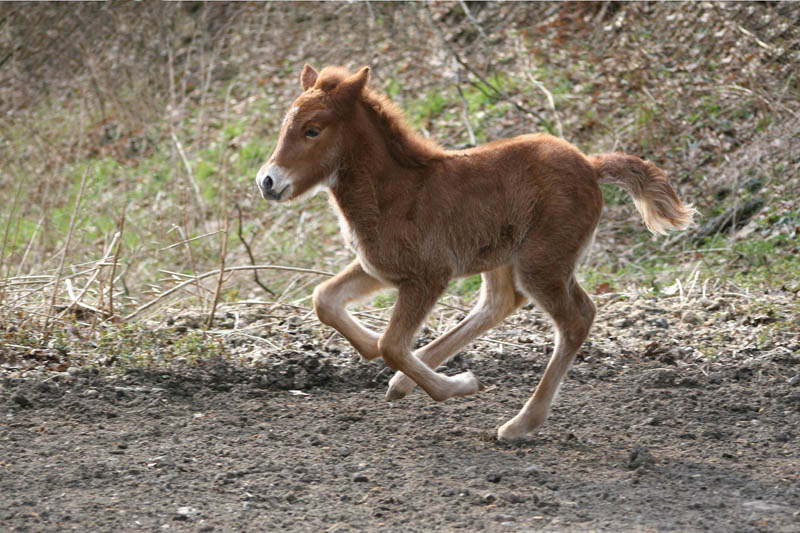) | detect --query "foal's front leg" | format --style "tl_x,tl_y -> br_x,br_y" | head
386,265 -> 526,400
378,281 -> 483,402
313,260 -> 387,360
